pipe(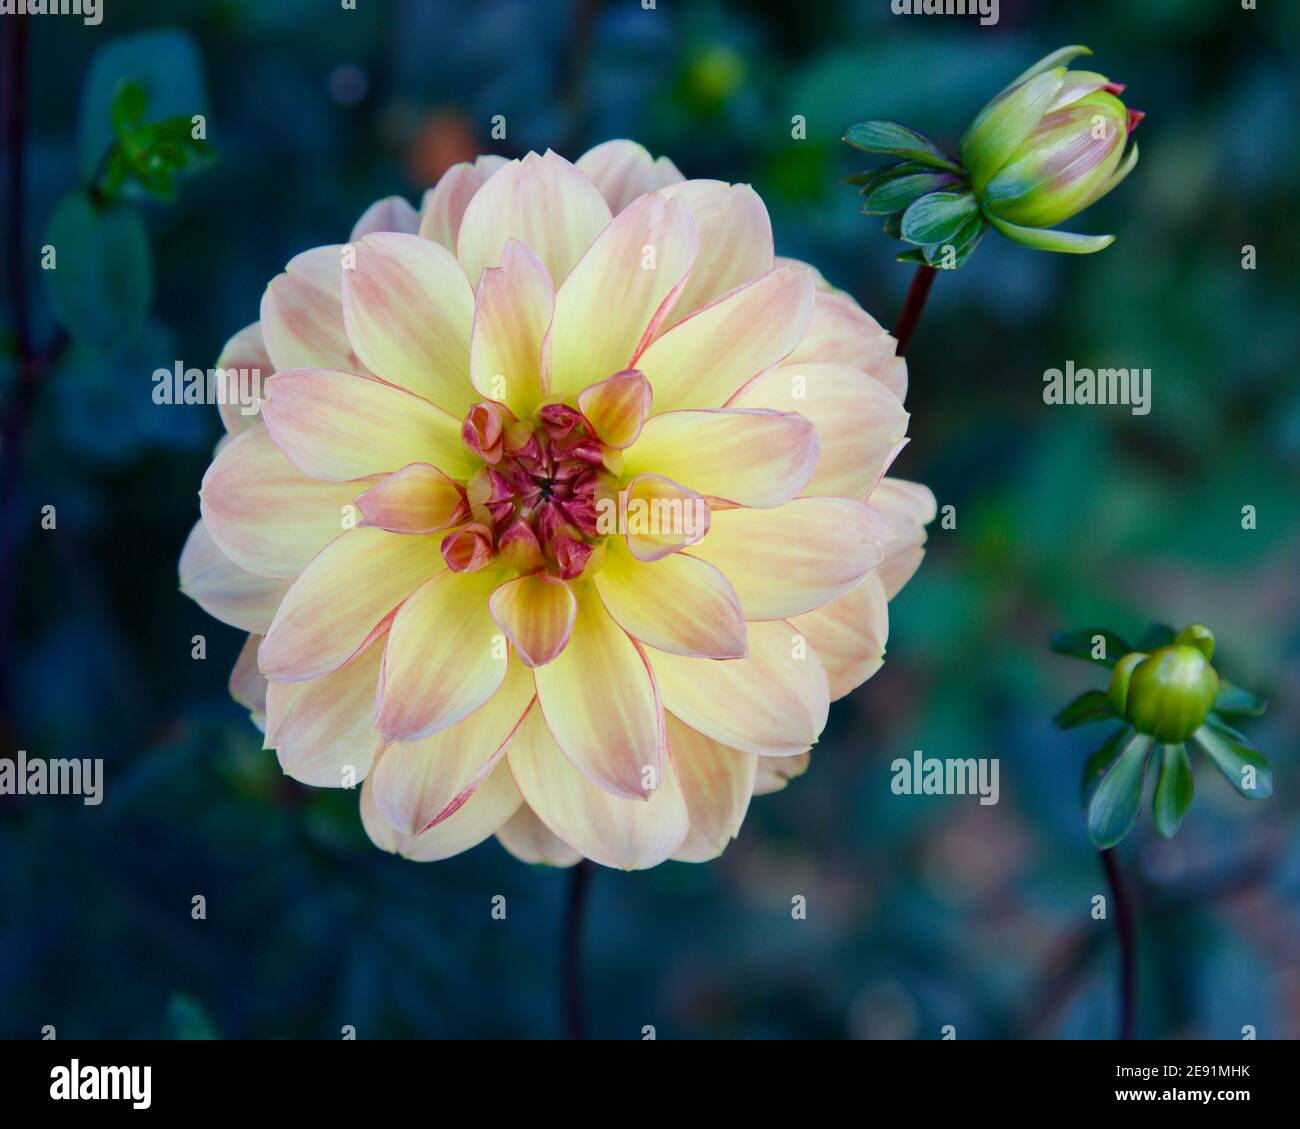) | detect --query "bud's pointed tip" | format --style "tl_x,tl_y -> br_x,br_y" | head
1127,108 -> 1146,133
